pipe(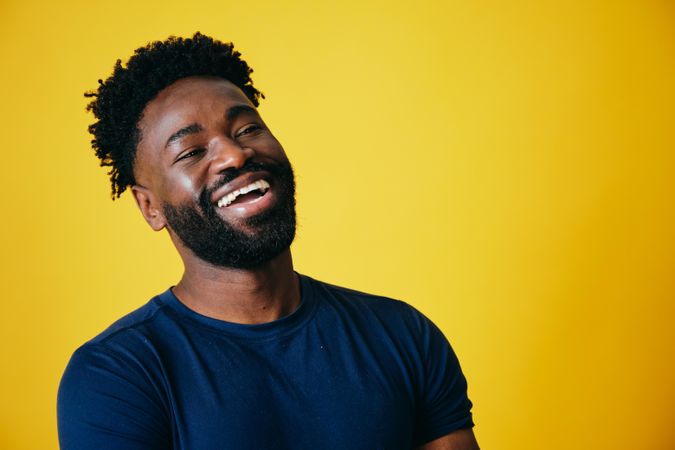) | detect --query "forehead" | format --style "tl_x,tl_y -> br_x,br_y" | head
138,76 -> 254,145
